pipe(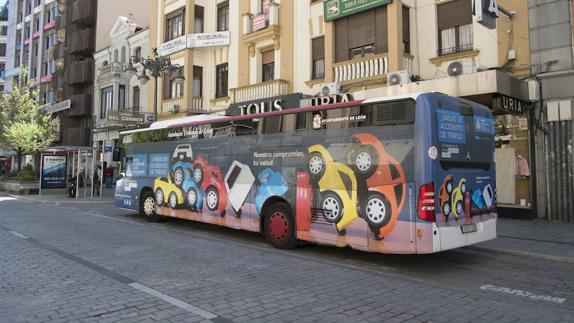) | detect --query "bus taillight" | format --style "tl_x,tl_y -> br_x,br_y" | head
418,183 -> 436,222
